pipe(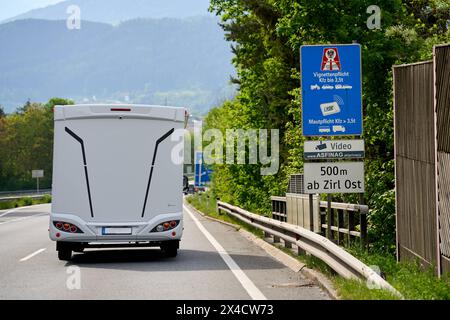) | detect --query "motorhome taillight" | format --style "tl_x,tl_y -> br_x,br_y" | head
53,221 -> 83,234
111,108 -> 131,112
151,220 -> 180,233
